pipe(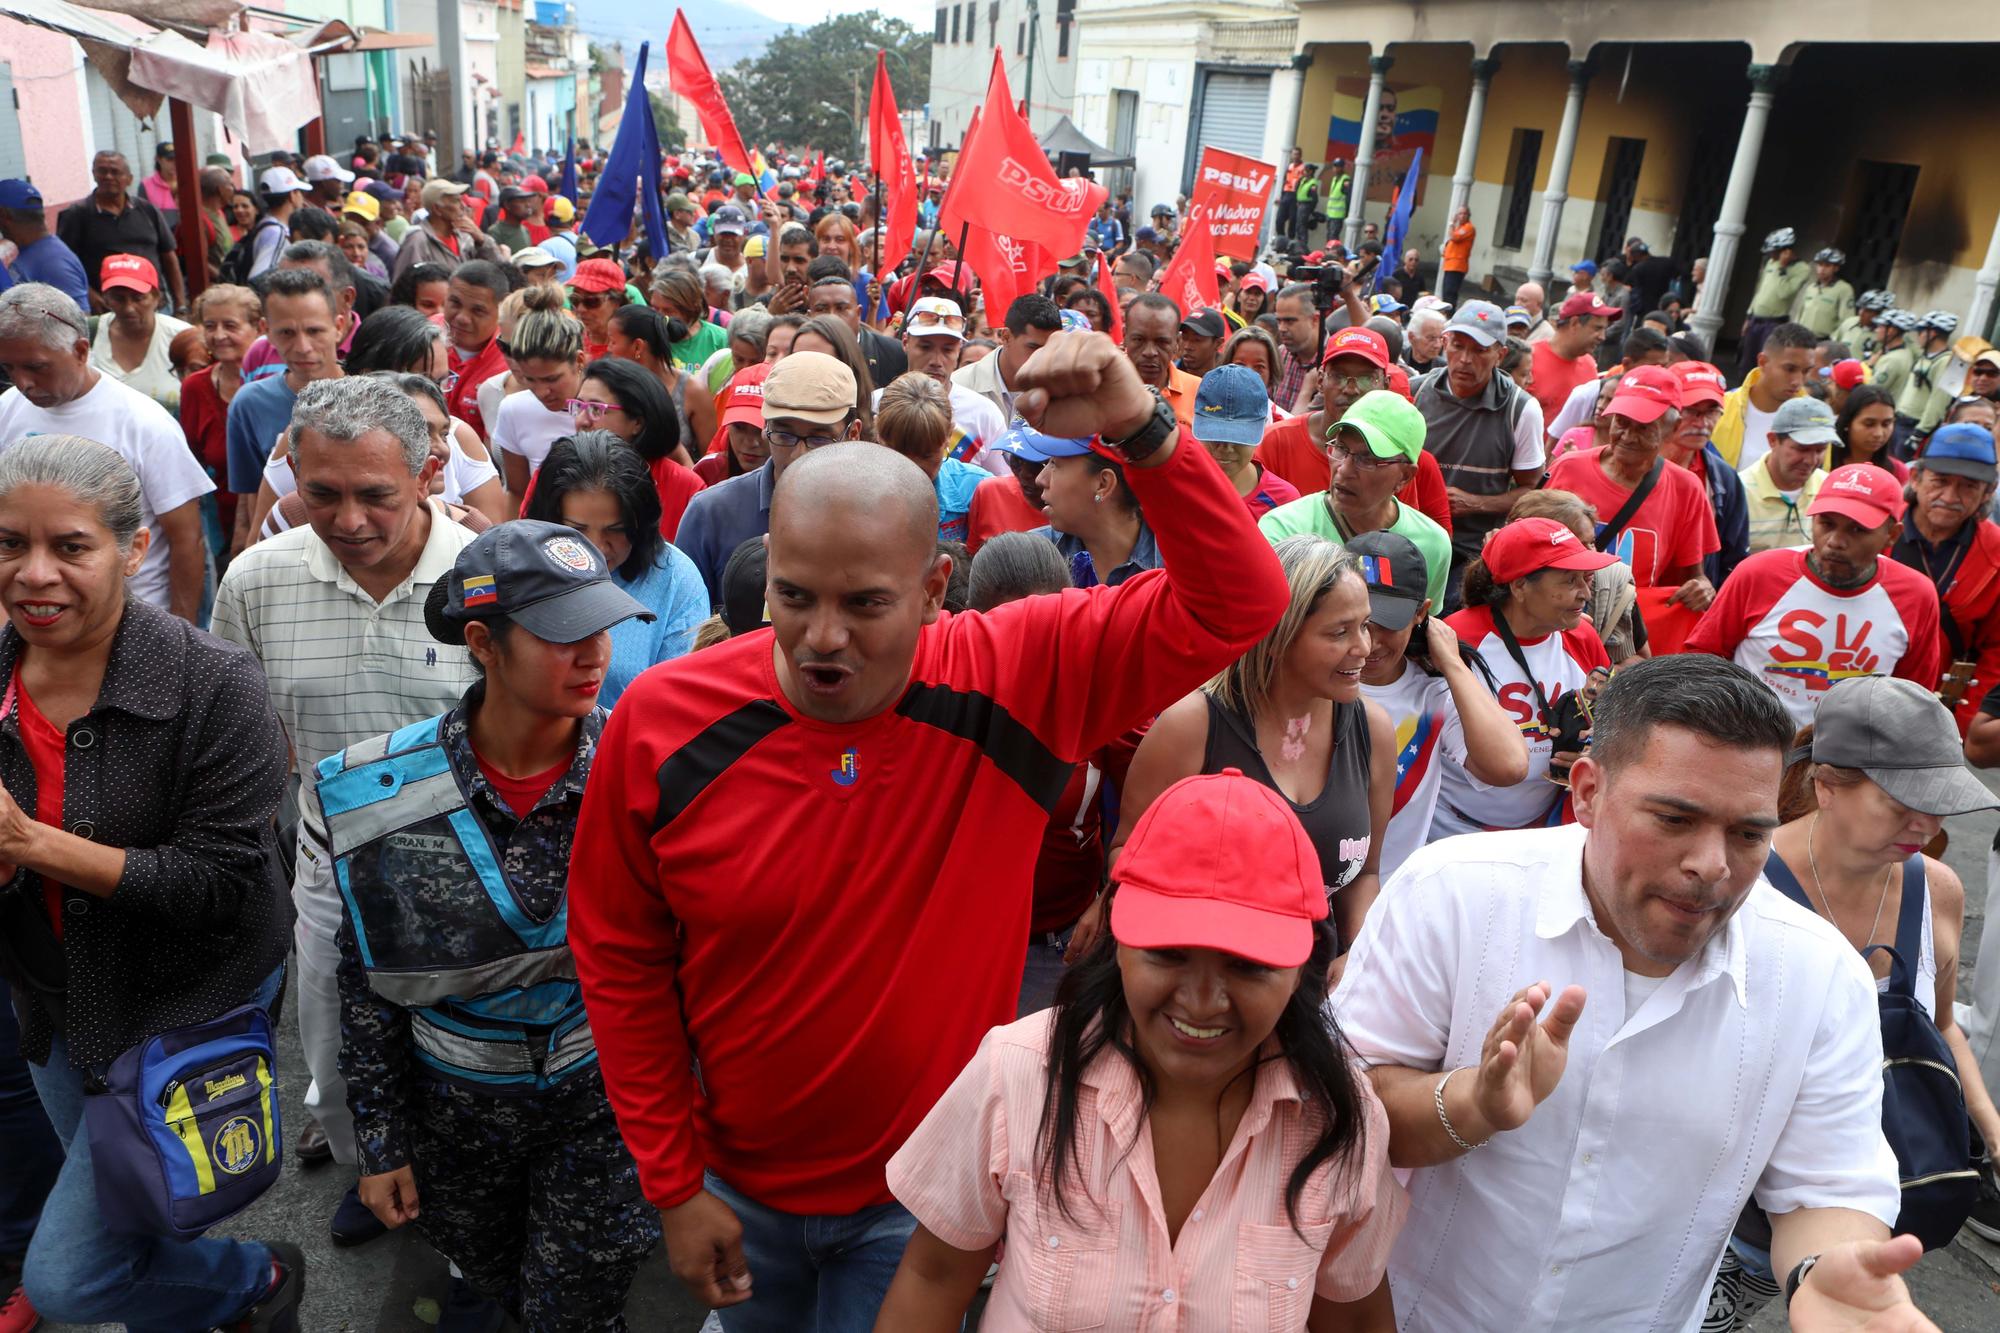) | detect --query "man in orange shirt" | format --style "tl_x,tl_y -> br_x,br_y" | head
1440,205 -> 1476,308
